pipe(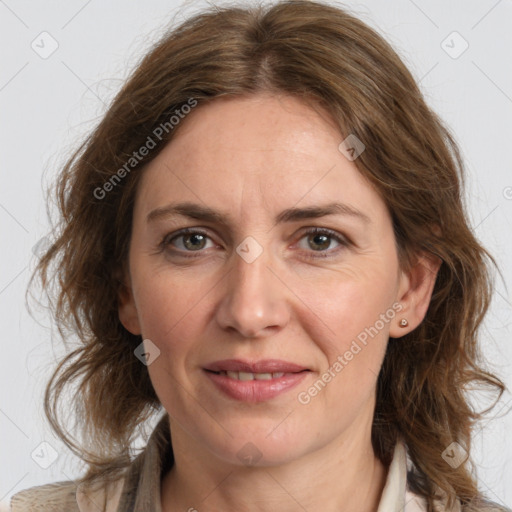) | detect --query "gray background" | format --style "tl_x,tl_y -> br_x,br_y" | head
1,0 -> 511,508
